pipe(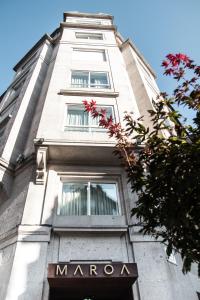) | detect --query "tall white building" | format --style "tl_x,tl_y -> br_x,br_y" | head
0,11 -> 199,300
